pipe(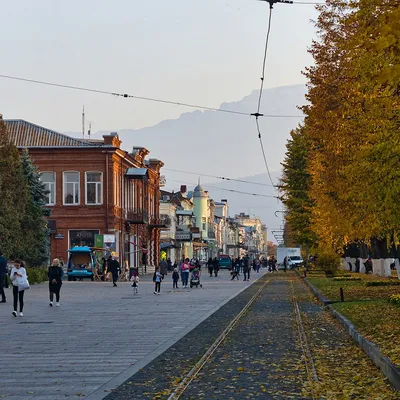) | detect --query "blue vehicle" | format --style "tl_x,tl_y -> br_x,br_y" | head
67,246 -> 96,281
